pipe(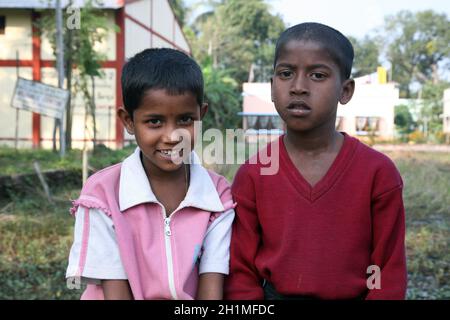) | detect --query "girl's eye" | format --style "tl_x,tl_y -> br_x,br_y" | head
179,116 -> 194,125
147,119 -> 162,126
